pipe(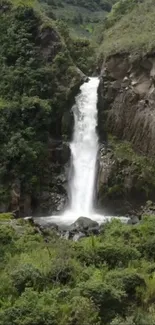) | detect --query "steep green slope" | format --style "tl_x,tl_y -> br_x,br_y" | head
99,0 -> 155,57
40,0 -> 117,37
0,0 -> 82,214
